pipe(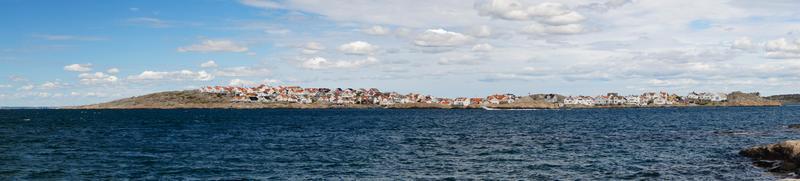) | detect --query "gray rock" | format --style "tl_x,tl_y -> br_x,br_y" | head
741,140 -> 800,172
